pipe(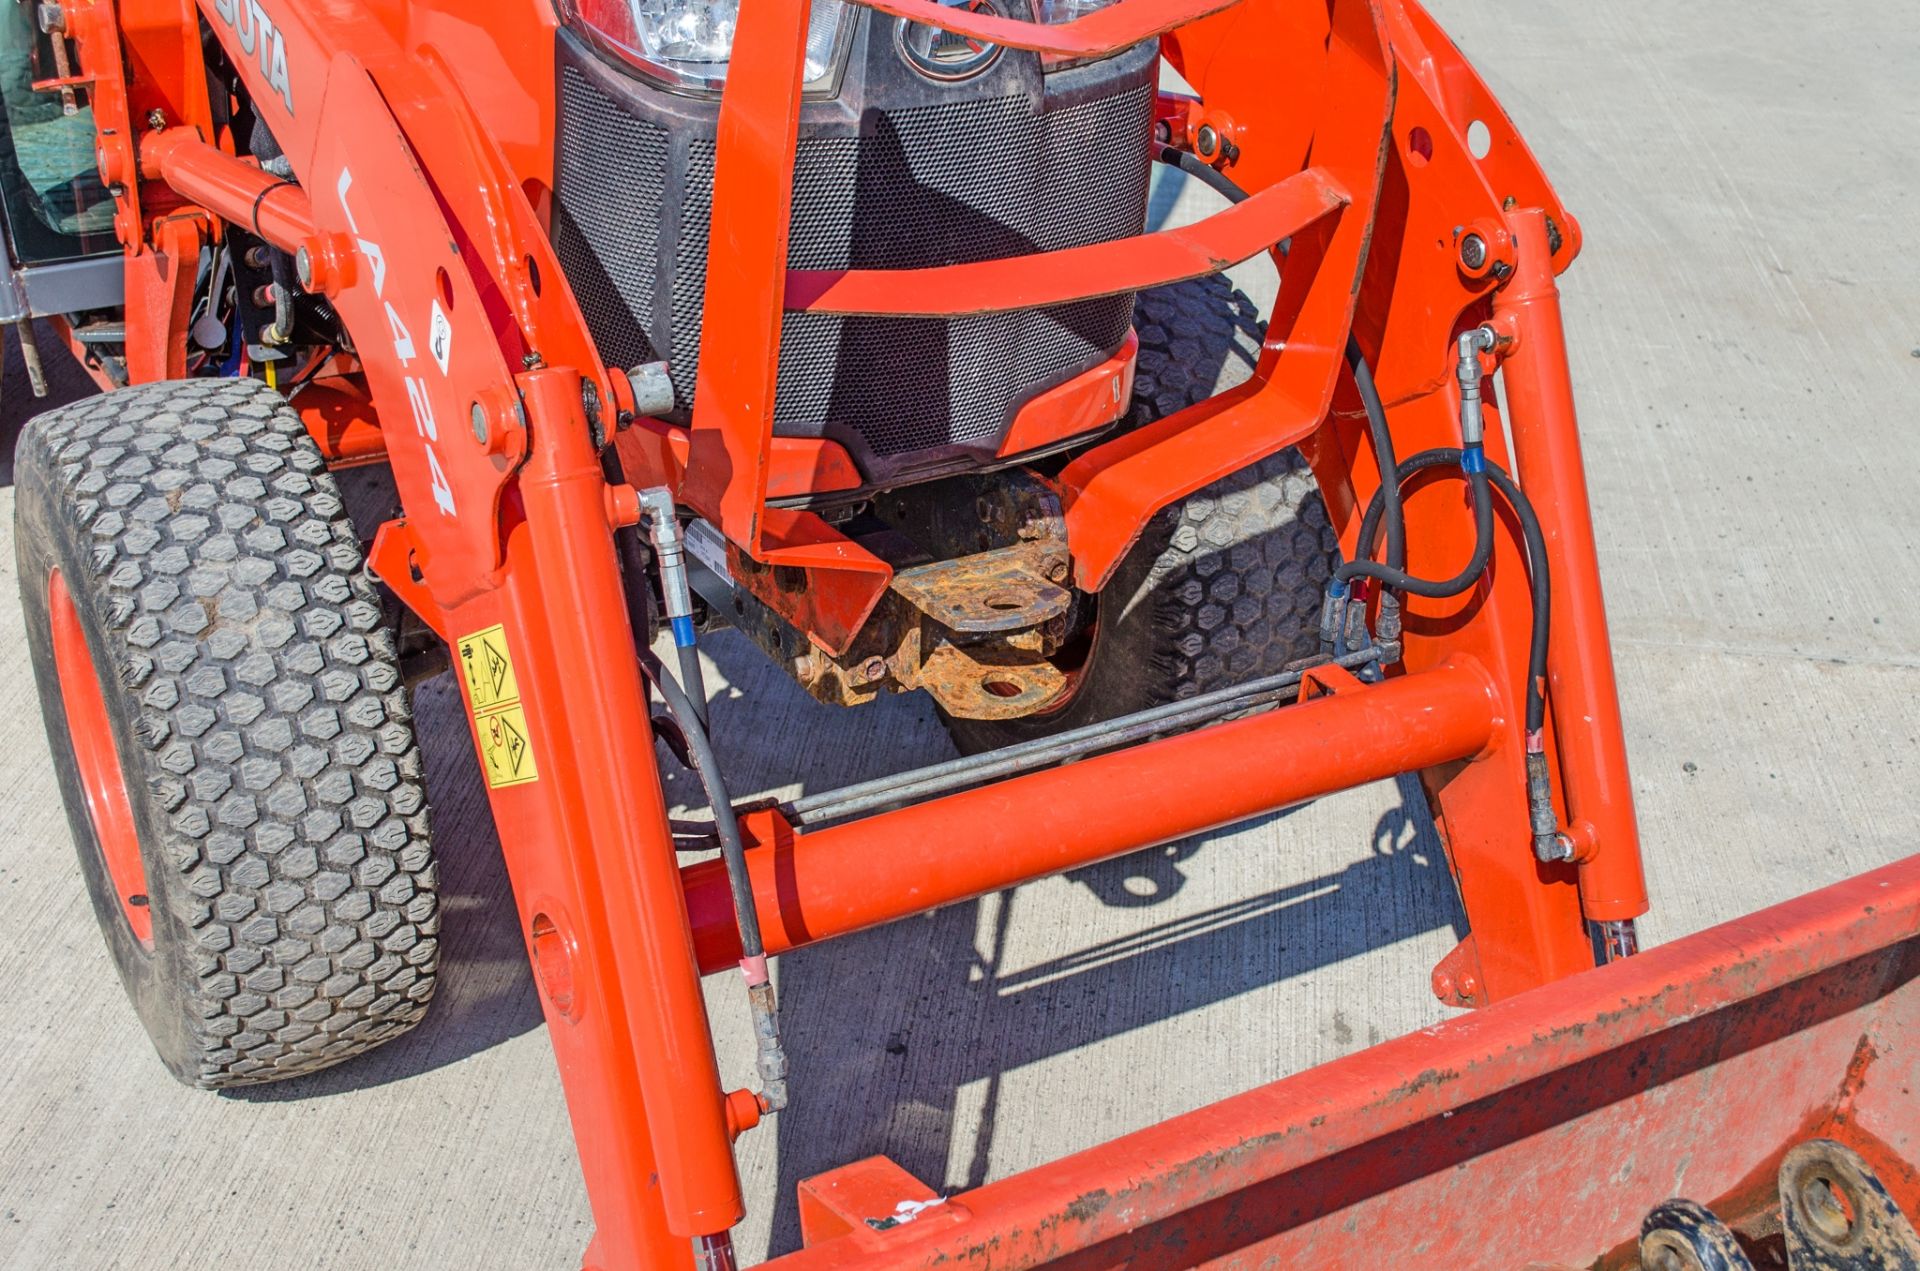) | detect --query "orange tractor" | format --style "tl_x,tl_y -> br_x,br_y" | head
6,0 -> 1917,1266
